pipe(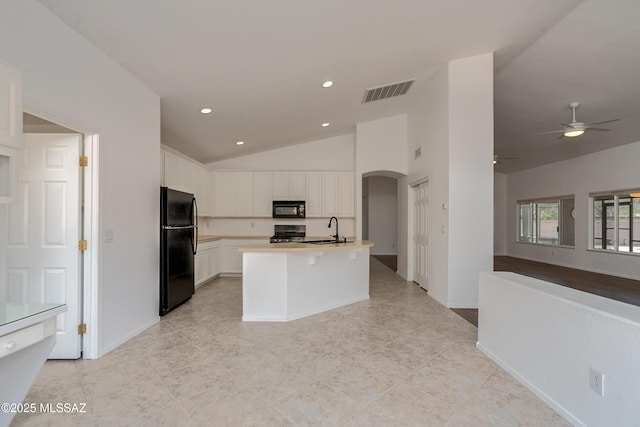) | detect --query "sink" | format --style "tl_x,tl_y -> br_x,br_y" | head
304,239 -> 353,245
